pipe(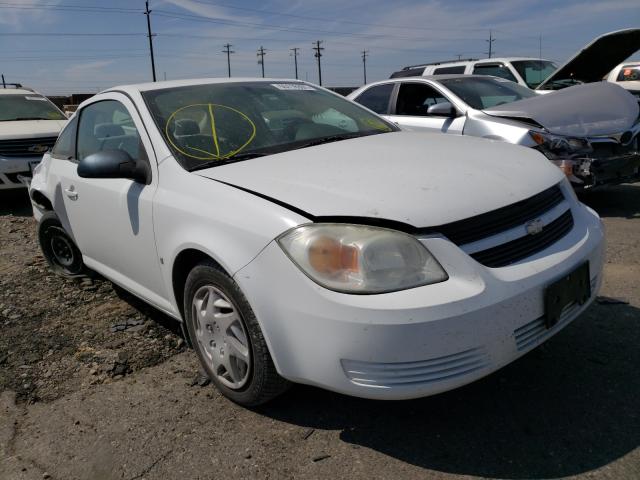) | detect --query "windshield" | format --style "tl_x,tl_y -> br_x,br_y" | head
0,94 -> 66,121
512,60 -> 558,89
439,76 -> 538,109
142,81 -> 397,170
